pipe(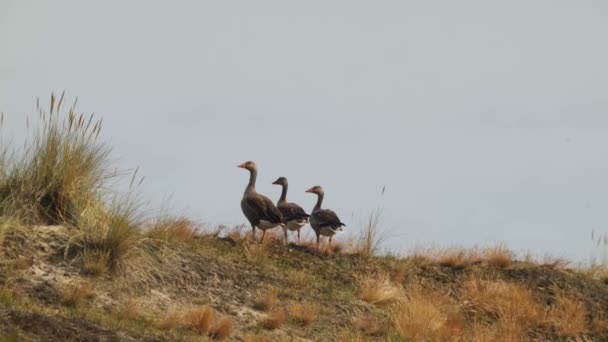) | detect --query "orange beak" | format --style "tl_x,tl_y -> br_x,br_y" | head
305,187 -> 314,193
237,163 -> 247,168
